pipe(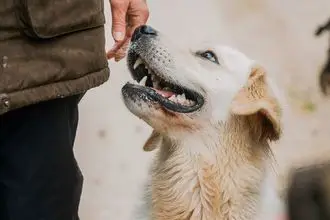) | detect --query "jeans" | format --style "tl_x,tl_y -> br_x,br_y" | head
0,95 -> 84,220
